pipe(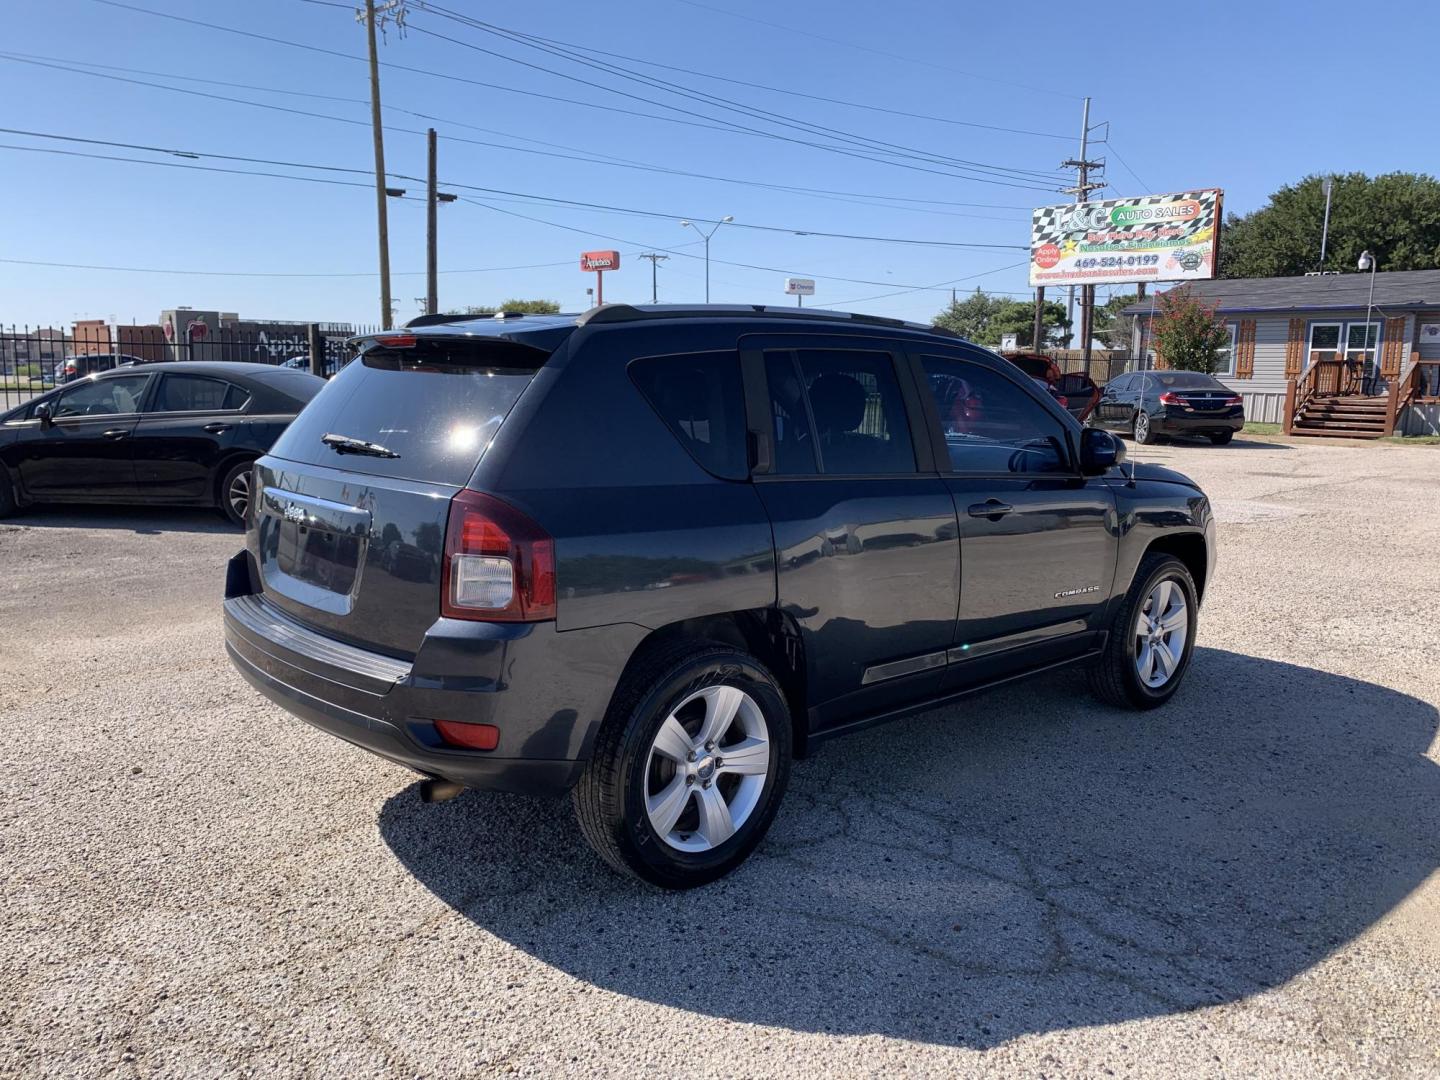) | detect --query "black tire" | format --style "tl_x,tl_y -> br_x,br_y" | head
1088,553 -> 1198,710
1209,430 -> 1235,445
573,641 -> 792,889
1133,409 -> 1159,445
0,469 -> 16,519
218,459 -> 255,528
